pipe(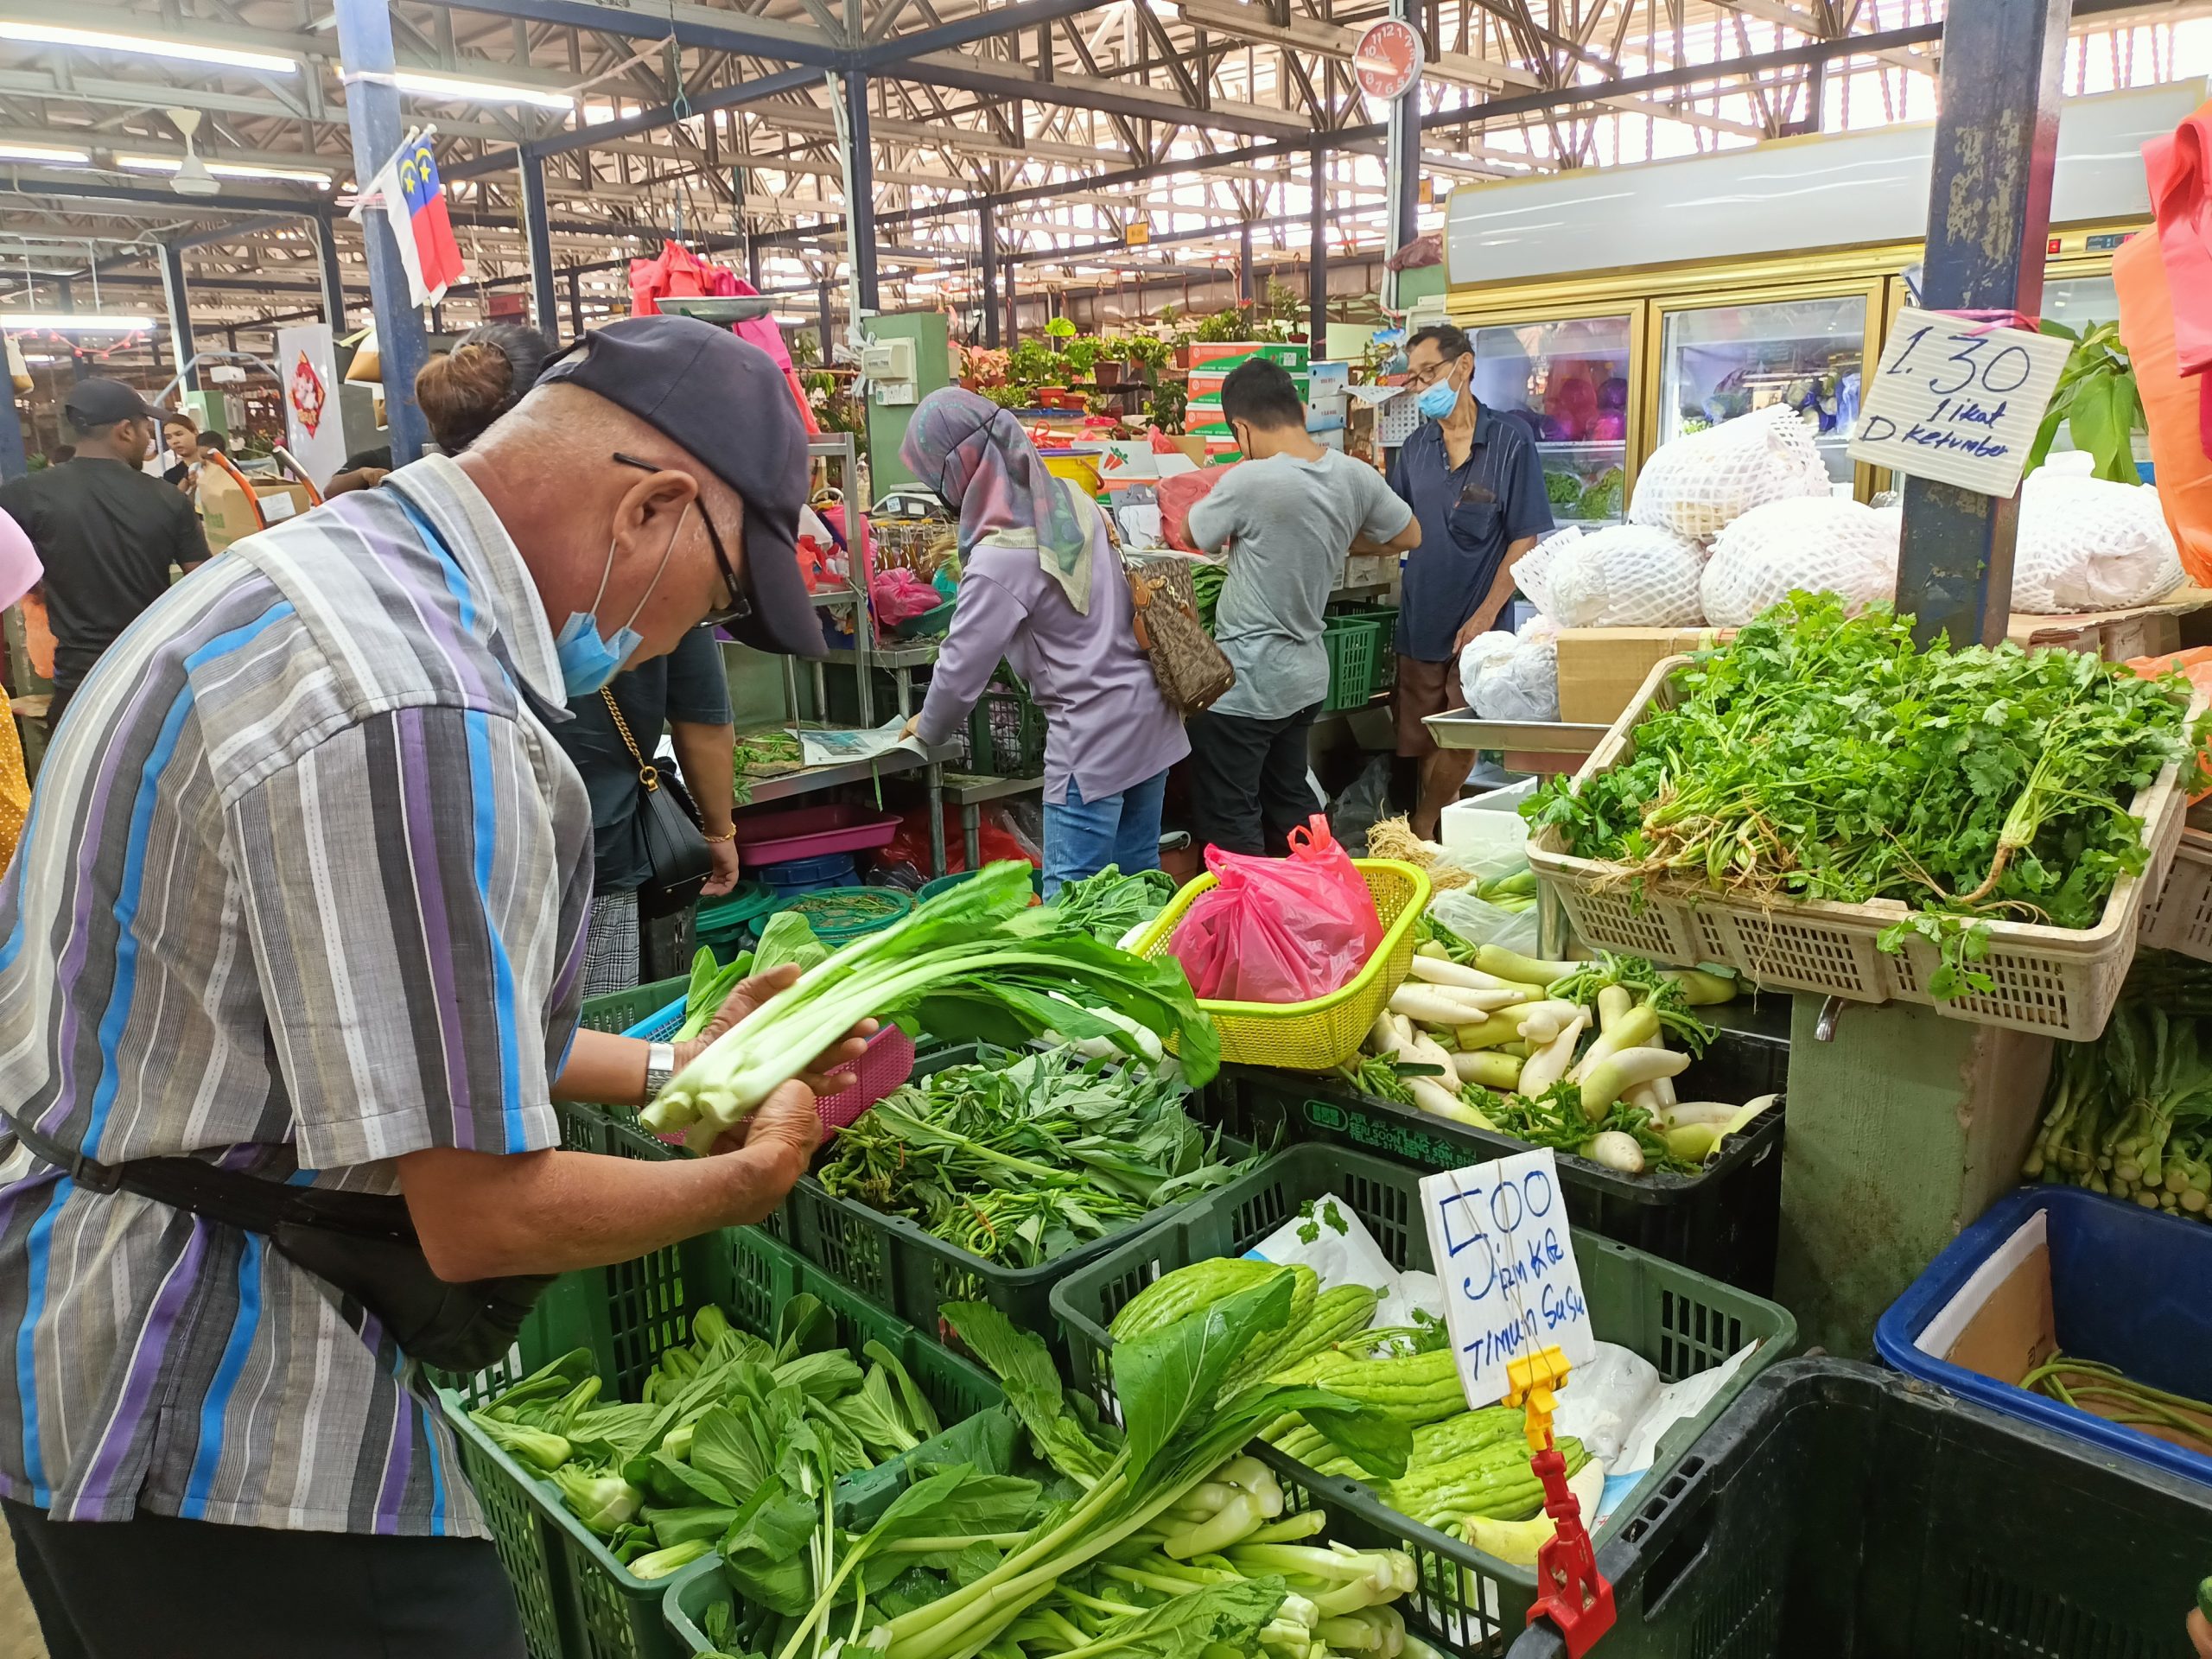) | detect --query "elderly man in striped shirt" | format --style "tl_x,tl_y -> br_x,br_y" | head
0,317 -> 857,1658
